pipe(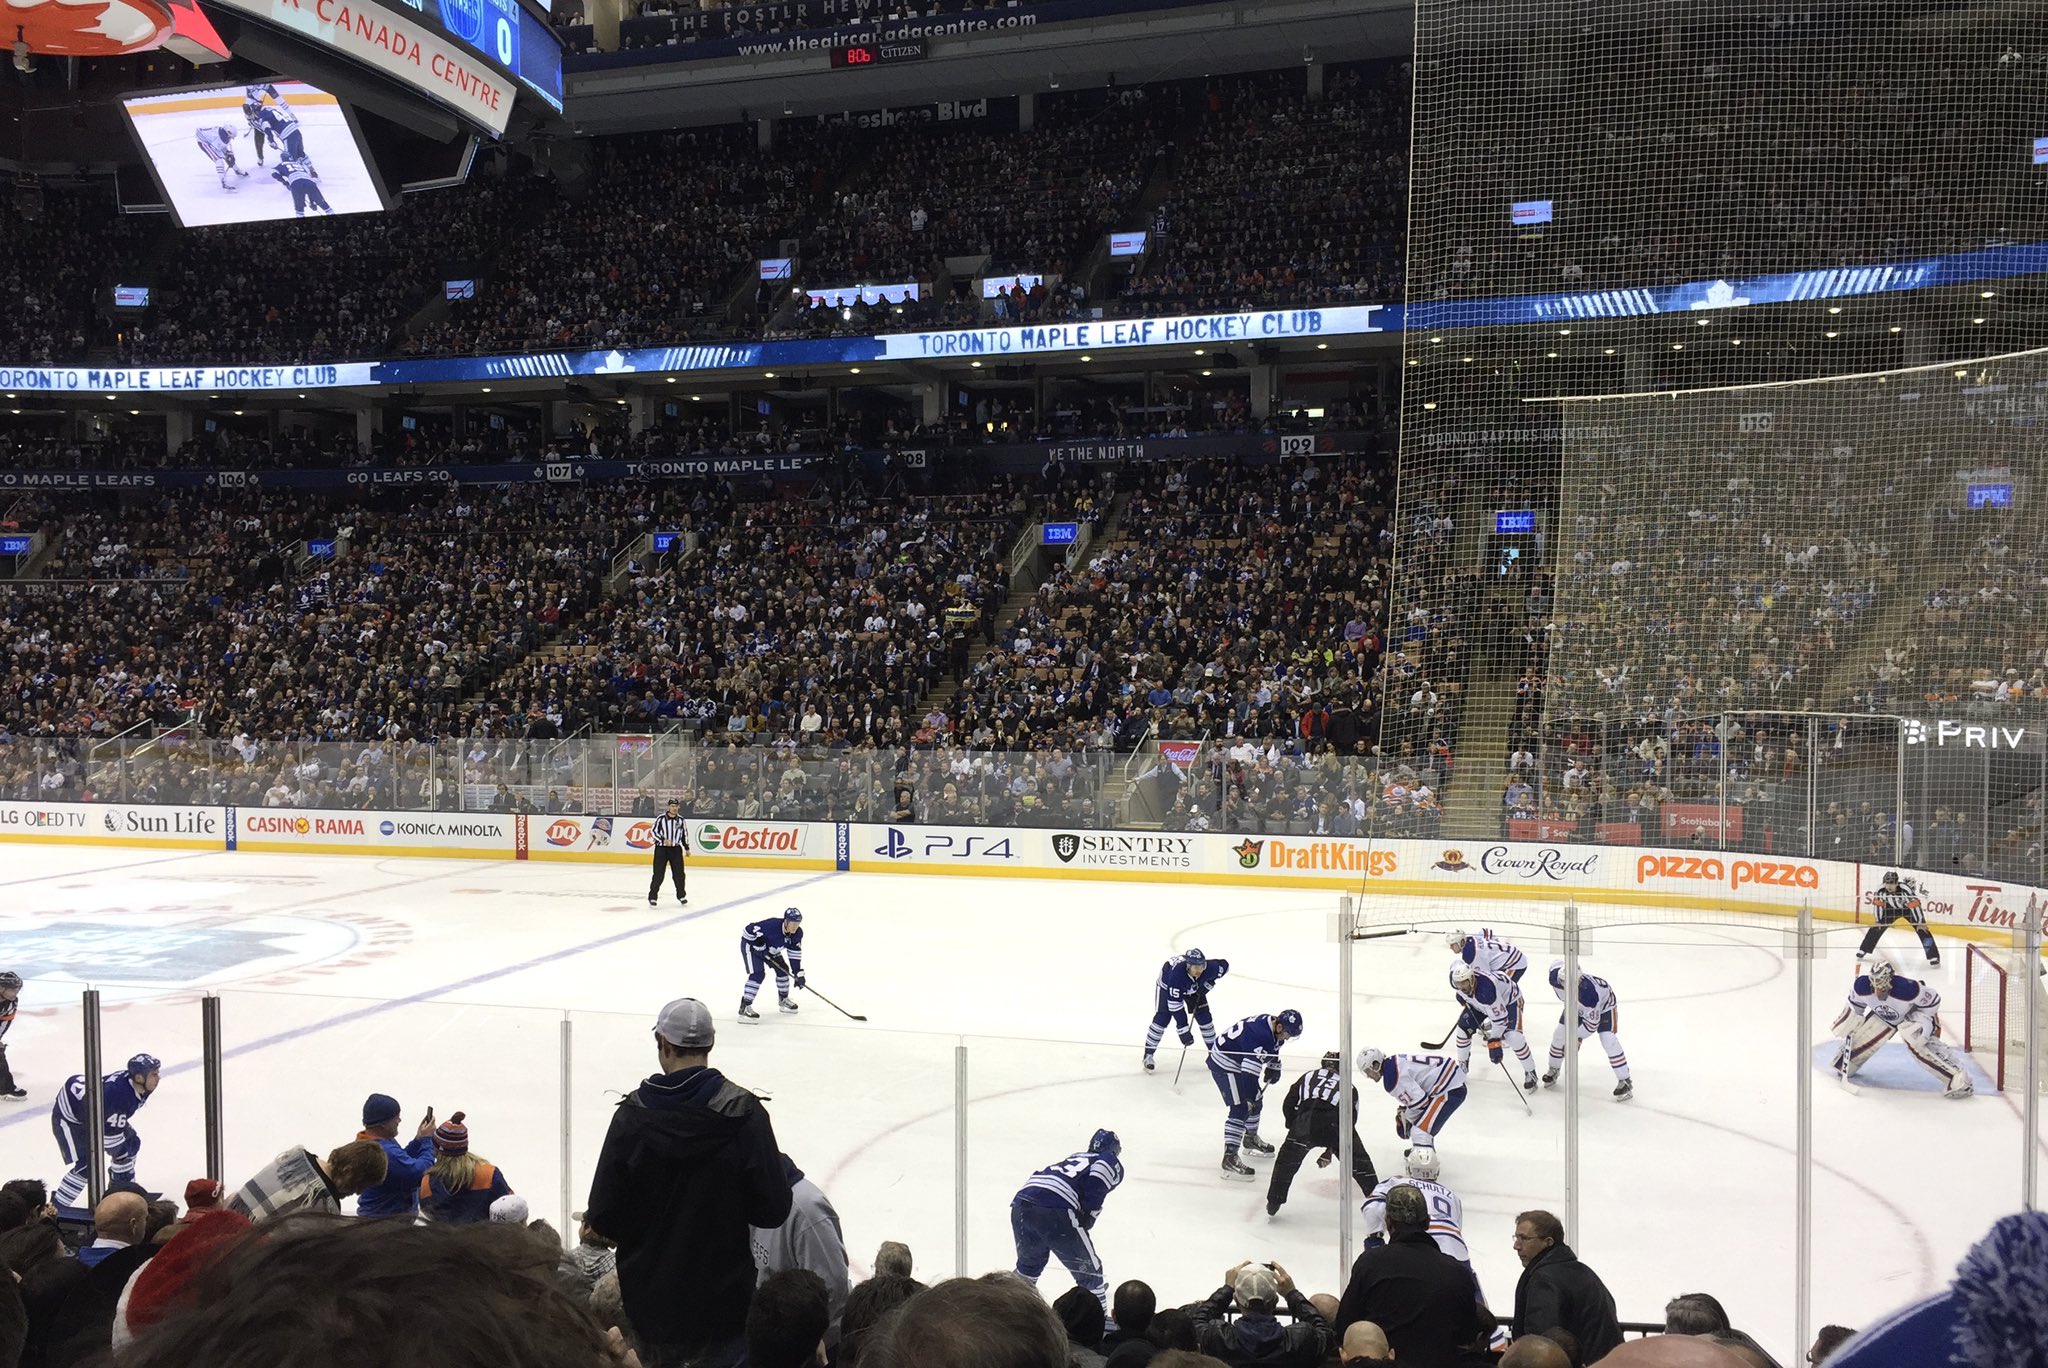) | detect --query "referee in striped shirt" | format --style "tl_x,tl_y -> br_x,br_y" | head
1267,1051 -> 1378,1216
648,800 -> 690,907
